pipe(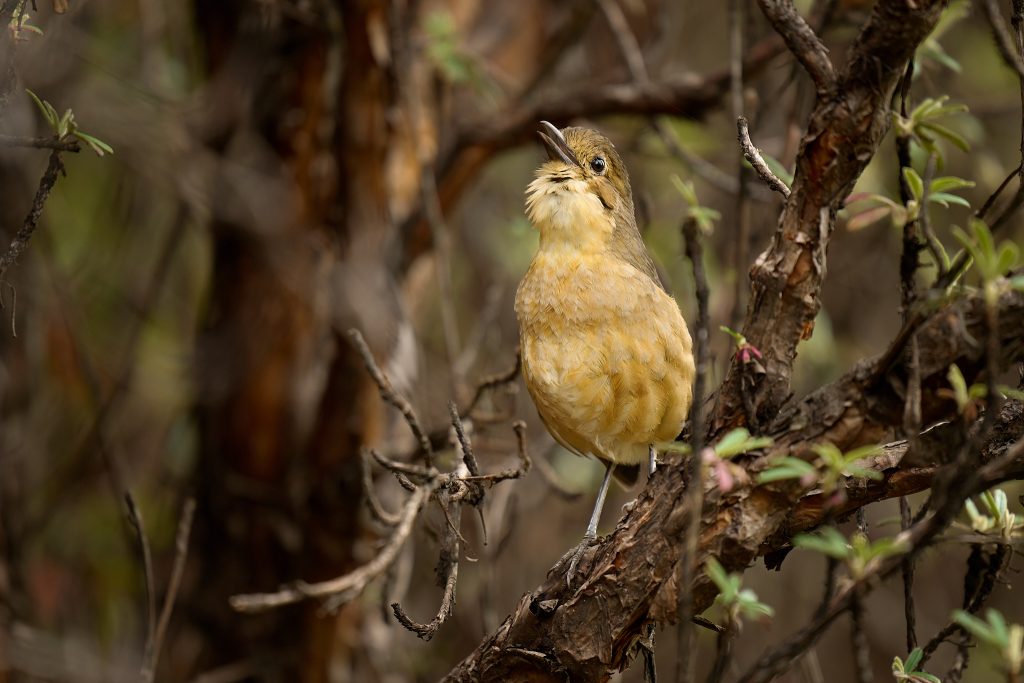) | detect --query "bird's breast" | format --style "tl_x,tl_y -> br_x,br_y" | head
515,252 -> 695,463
